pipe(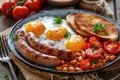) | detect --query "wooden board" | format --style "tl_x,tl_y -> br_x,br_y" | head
116,0 -> 120,21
